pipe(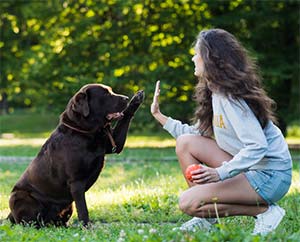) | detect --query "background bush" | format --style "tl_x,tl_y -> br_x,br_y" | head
1,0 -> 299,132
